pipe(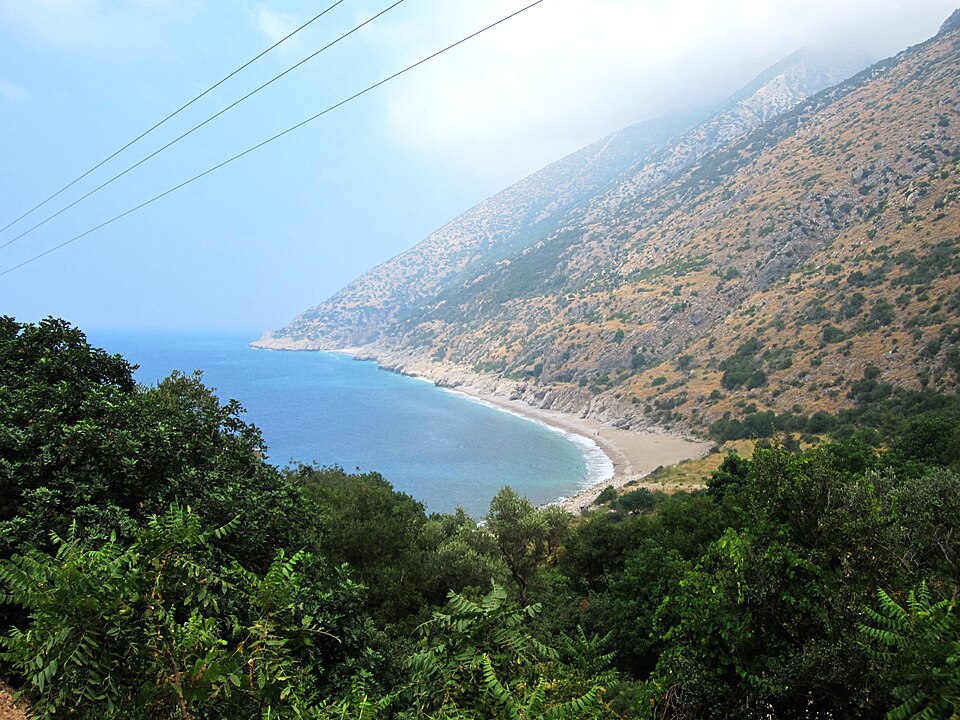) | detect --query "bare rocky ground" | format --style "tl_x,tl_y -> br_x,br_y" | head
0,682 -> 28,720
